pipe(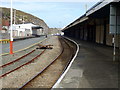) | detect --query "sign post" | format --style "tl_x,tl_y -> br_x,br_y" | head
10,0 -> 13,54
110,4 -> 120,61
